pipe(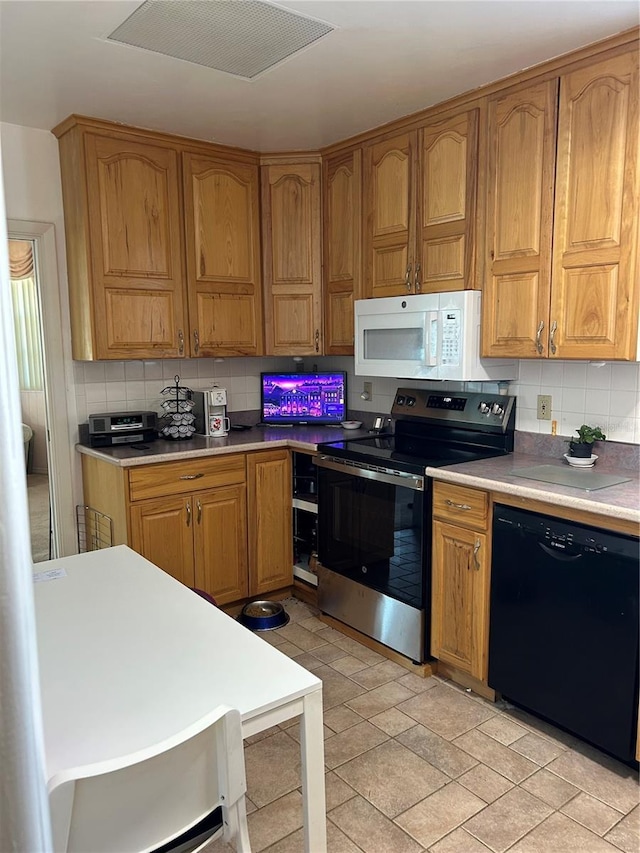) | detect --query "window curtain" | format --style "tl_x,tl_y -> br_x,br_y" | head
9,240 -> 43,392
